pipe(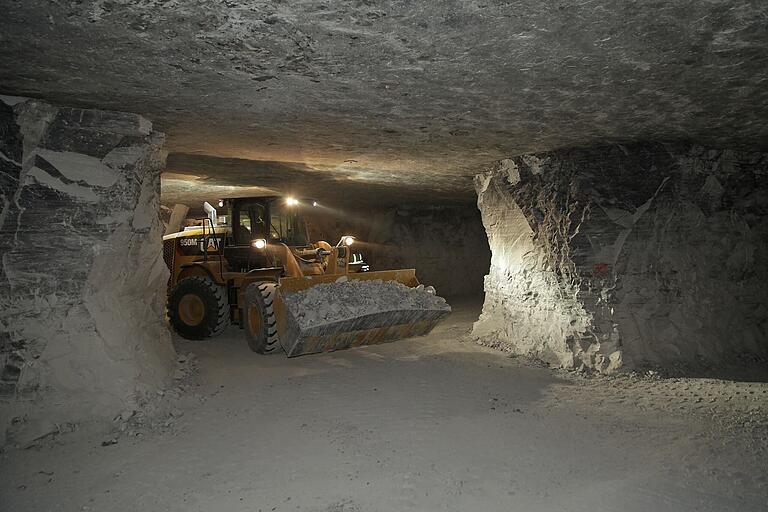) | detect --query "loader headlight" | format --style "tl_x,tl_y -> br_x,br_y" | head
286,197 -> 299,206
252,238 -> 267,250
335,235 -> 355,248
